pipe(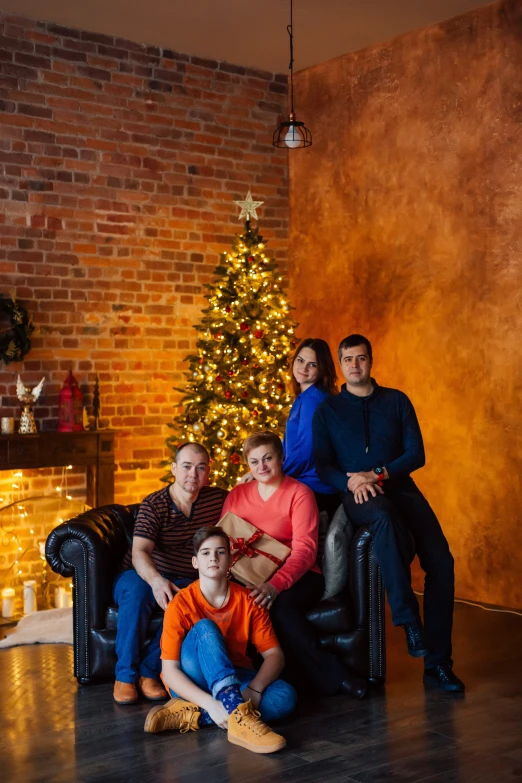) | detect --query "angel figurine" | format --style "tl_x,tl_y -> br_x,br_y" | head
16,375 -> 45,434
